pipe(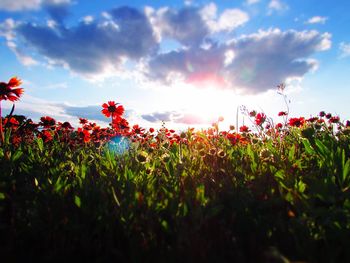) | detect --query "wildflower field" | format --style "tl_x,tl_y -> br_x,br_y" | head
1,78 -> 350,262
